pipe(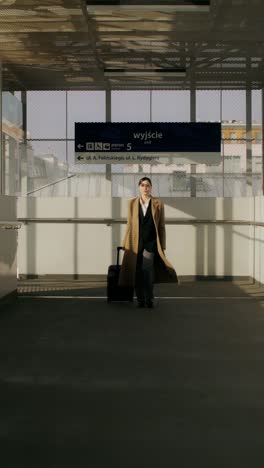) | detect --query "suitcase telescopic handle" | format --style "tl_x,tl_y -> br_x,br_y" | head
116,246 -> 124,265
